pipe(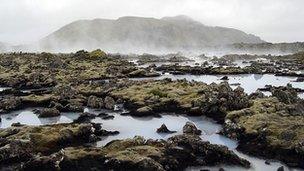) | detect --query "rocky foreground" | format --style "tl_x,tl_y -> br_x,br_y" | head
0,50 -> 304,170
0,122 -> 249,170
